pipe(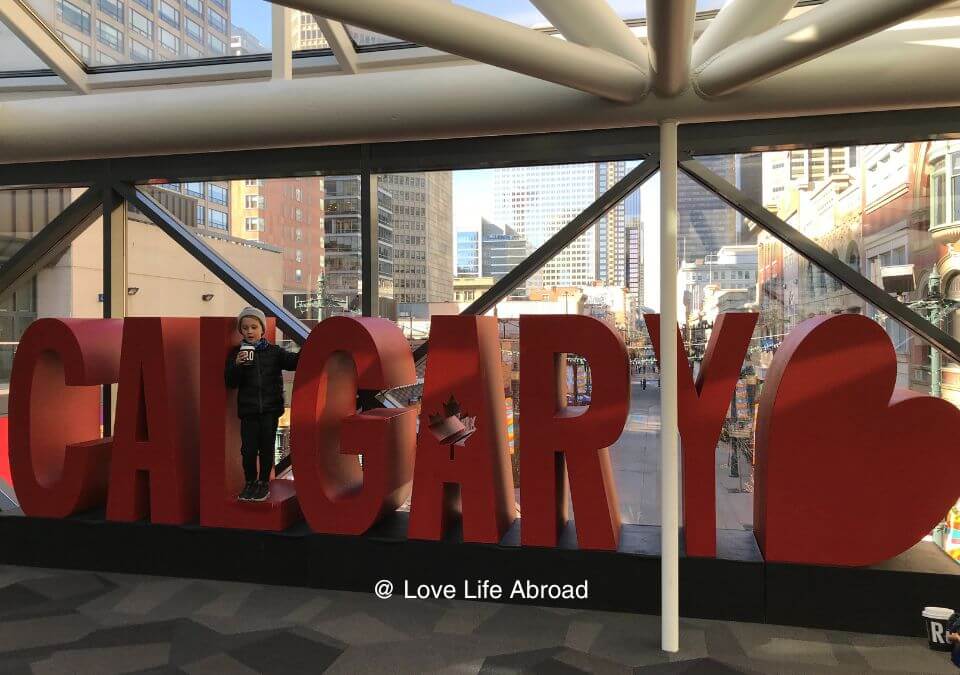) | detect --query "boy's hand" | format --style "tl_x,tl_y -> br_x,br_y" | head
235,352 -> 247,365
948,632 -> 960,644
